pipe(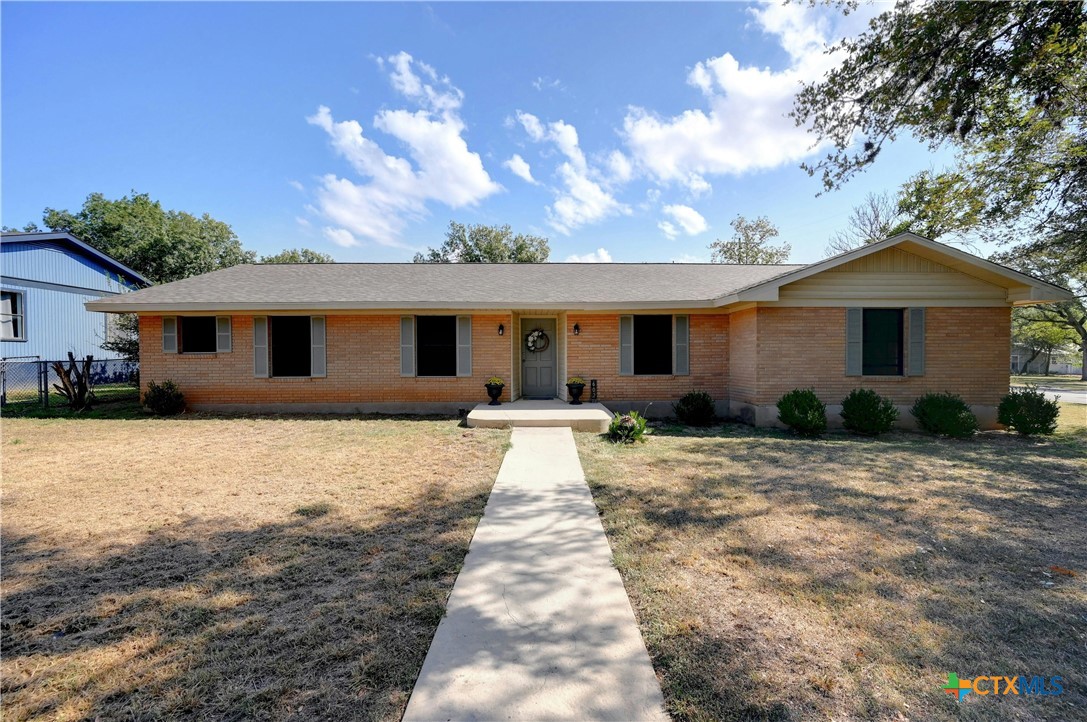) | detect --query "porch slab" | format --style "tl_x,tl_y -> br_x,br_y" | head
467,399 -> 613,433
